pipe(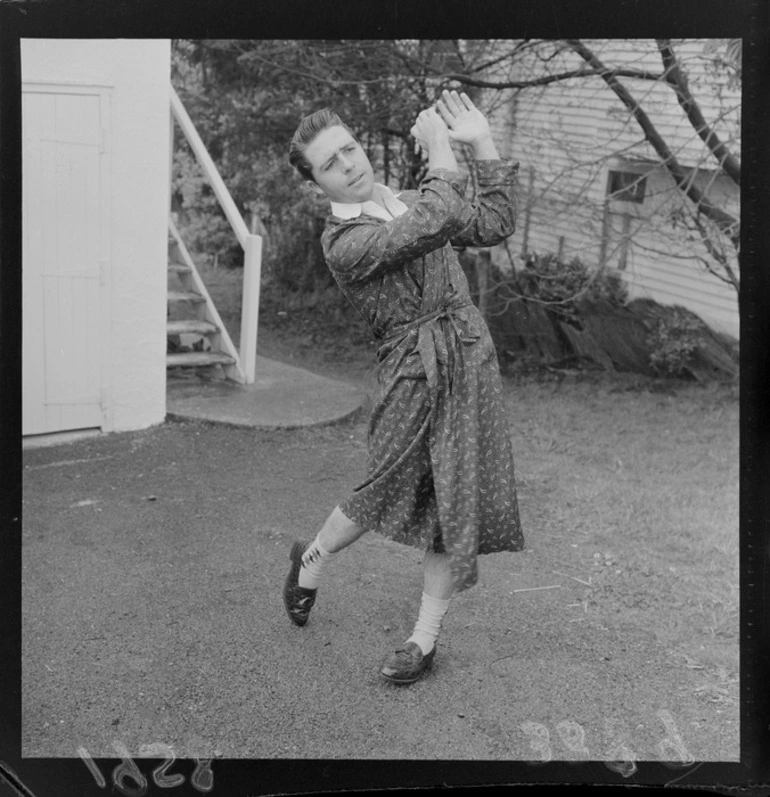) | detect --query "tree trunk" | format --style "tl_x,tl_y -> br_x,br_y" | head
656,39 -> 741,186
